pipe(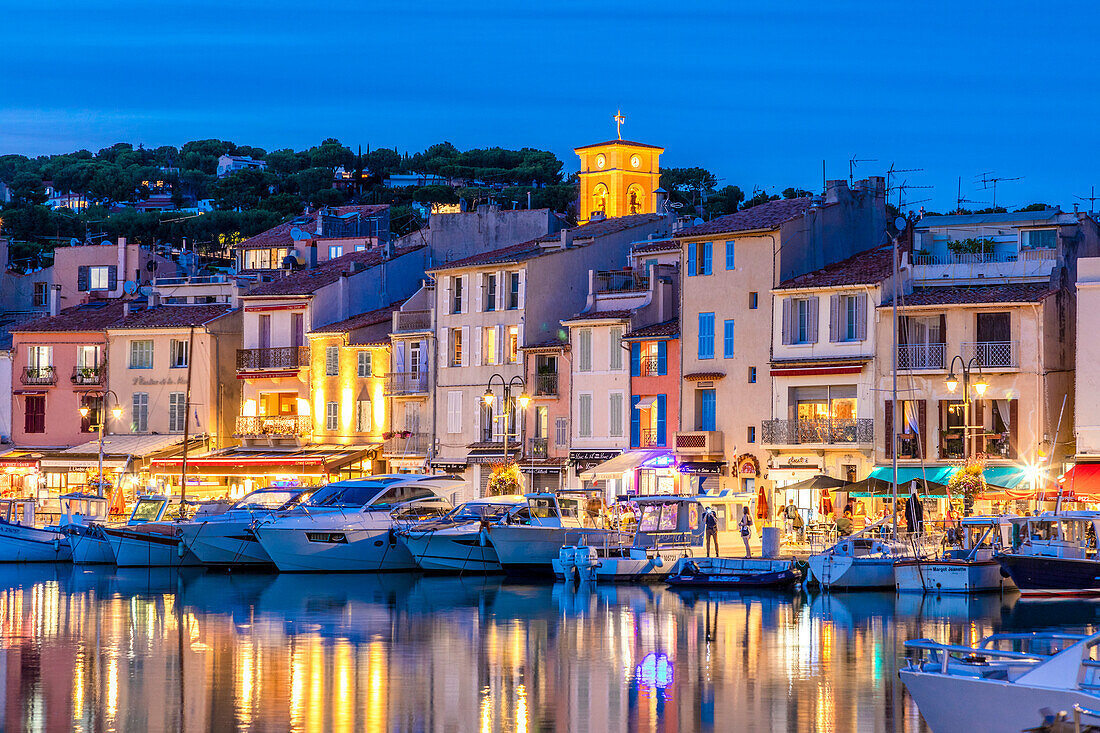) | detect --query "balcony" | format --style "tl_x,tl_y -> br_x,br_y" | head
595,270 -> 649,293
21,366 -> 56,386
71,364 -> 106,385
911,247 -> 1056,284
383,431 -> 432,456
385,371 -> 429,396
528,437 -> 548,458
962,341 -> 1018,369
234,415 -> 311,437
761,418 -> 874,446
674,431 -> 723,457
897,343 -> 945,370
236,347 -> 309,372
636,428 -> 663,448
393,310 -> 432,332
534,373 -> 558,396
638,355 -> 661,377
